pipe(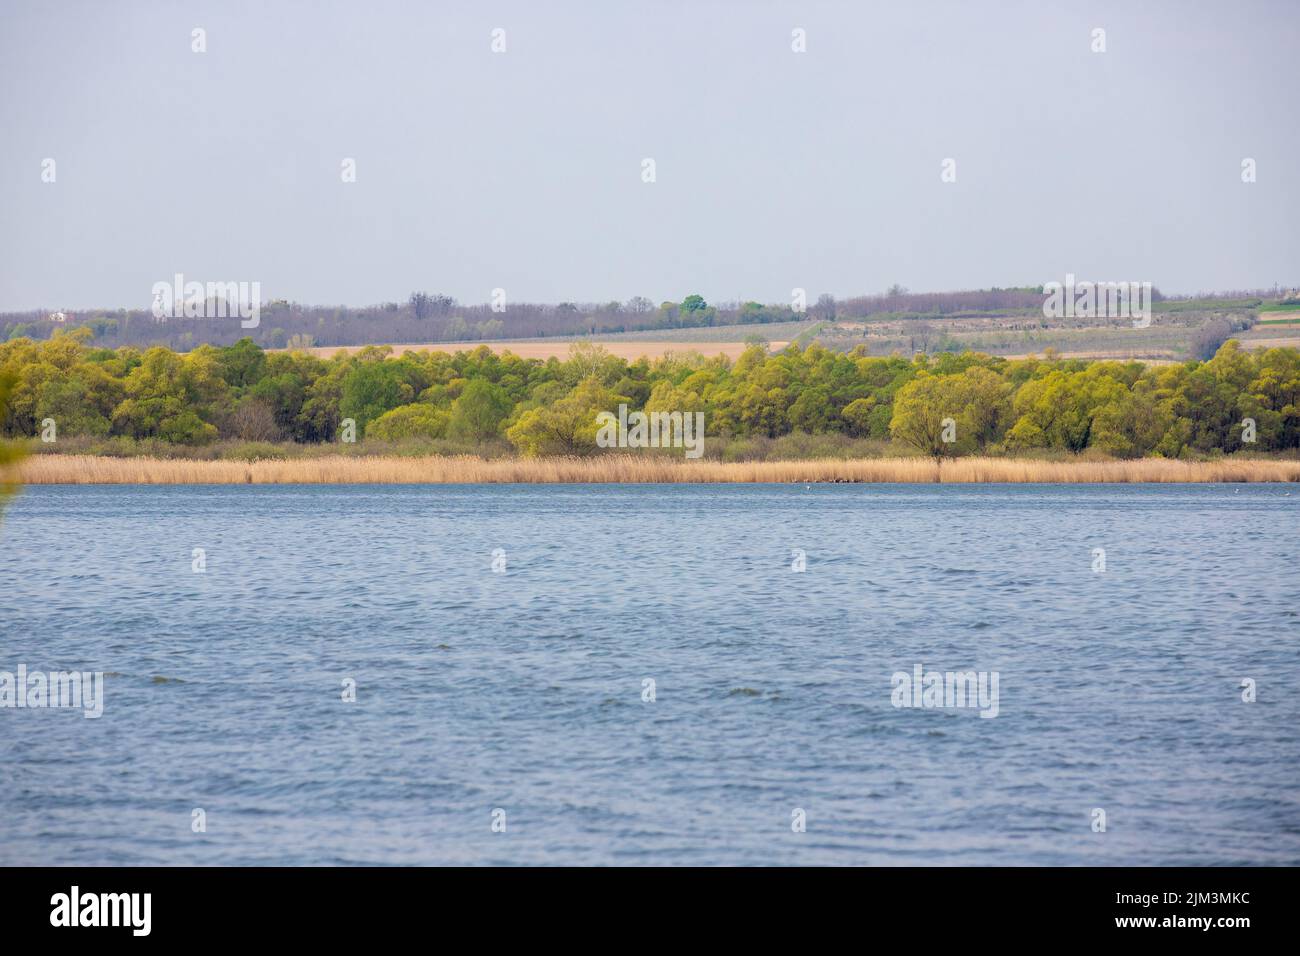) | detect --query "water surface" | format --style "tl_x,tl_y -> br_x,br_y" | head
1,483 -> 1297,865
